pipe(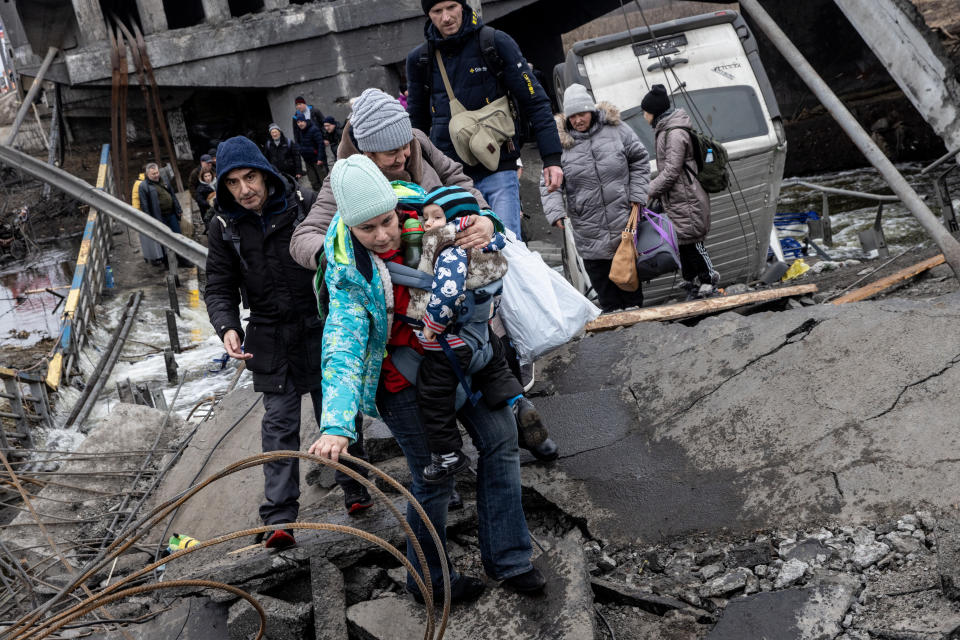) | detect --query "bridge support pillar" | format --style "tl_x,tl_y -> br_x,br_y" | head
833,0 -> 960,156
70,0 -> 108,46
135,0 -> 168,34
201,0 -> 231,23
268,66 -> 401,138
